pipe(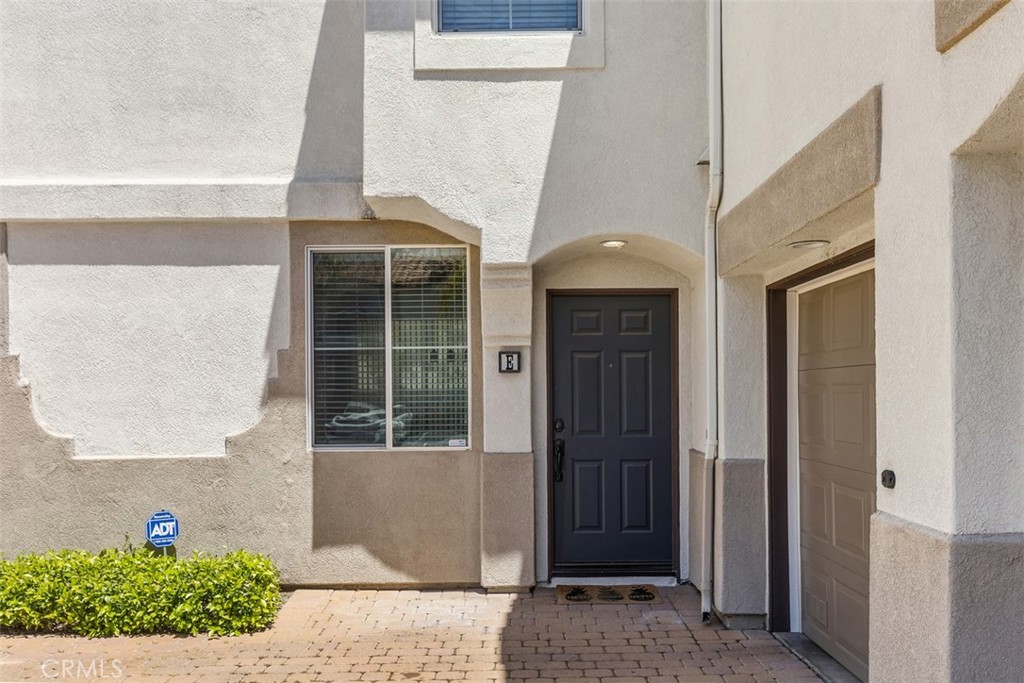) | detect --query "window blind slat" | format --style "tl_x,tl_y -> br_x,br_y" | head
439,0 -> 581,32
